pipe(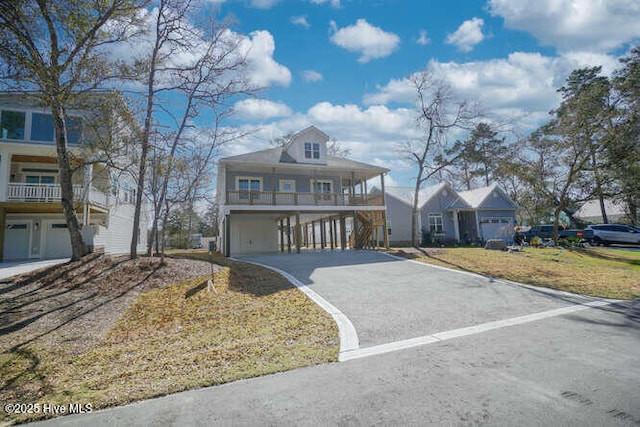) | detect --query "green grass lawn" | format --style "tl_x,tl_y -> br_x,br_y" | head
395,247 -> 640,300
